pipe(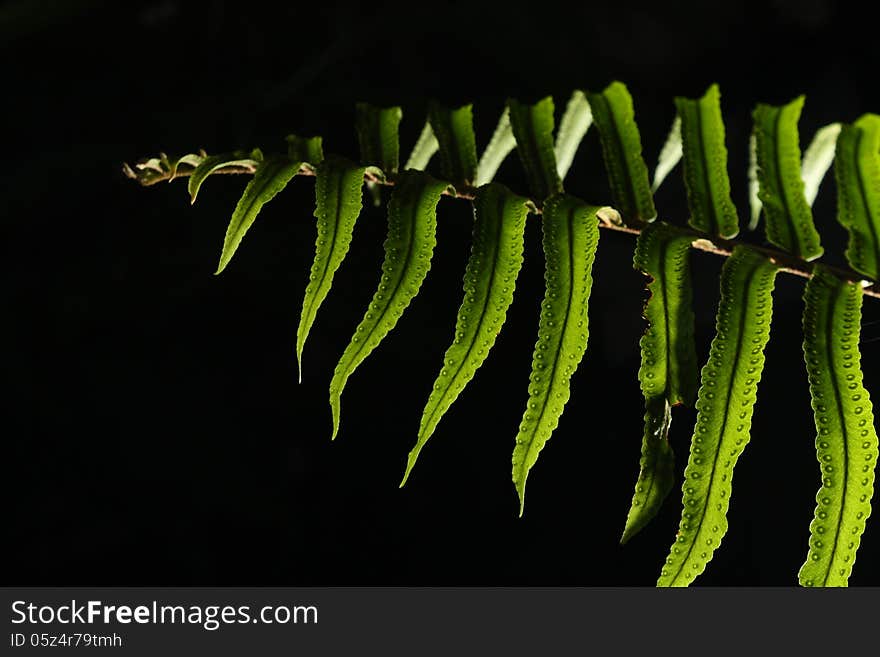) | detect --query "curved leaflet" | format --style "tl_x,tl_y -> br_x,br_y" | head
752,96 -> 823,260
585,81 -> 656,225
675,84 -> 739,238
188,149 -> 263,204
296,156 -> 367,380
475,108 -> 516,187
329,171 -> 448,439
428,102 -> 479,187
652,115 -> 683,193
799,266 -> 878,586
404,121 -> 439,171
507,97 -> 562,201
554,90 -> 593,181
512,194 -> 601,514
355,103 -> 403,173
622,222 -> 698,543
801,123 -> 842,206
834,114 -> 880,281
657,246 -> 779,586
401,184 -> 531,484
215,155 -> 301,275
